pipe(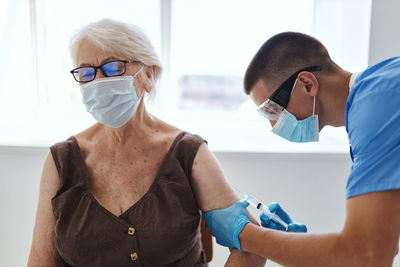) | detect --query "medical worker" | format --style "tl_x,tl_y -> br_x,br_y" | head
203,32 -> 400,266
